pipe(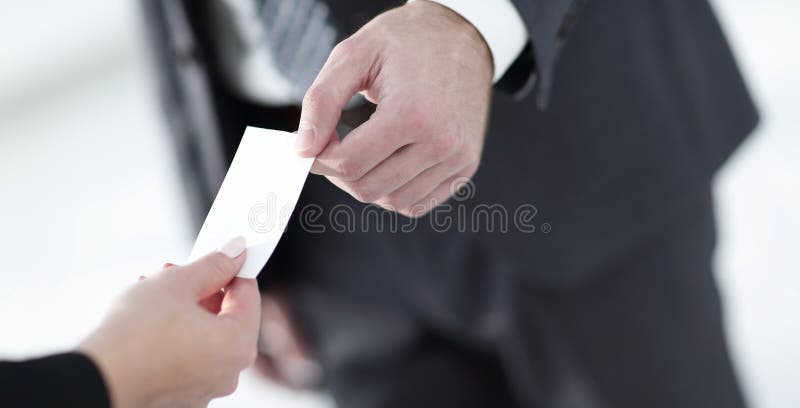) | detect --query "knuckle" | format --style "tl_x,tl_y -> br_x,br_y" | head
459,143 -> 482,167
465,165 -> 480,179
350,179 -> 377,203
412,208 -> 432,219
466,160 -> 481,175
405,103 -> 433,133
381,195 -> 402,211
430,129 -> 461,159
459,161 -> 481,182
402,204 -> 430,219
303,86 -> 331,109
384,192 -> 415,212
335,160 -> 363,181
331,38 -> 359,62
209,253 -> 233,278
